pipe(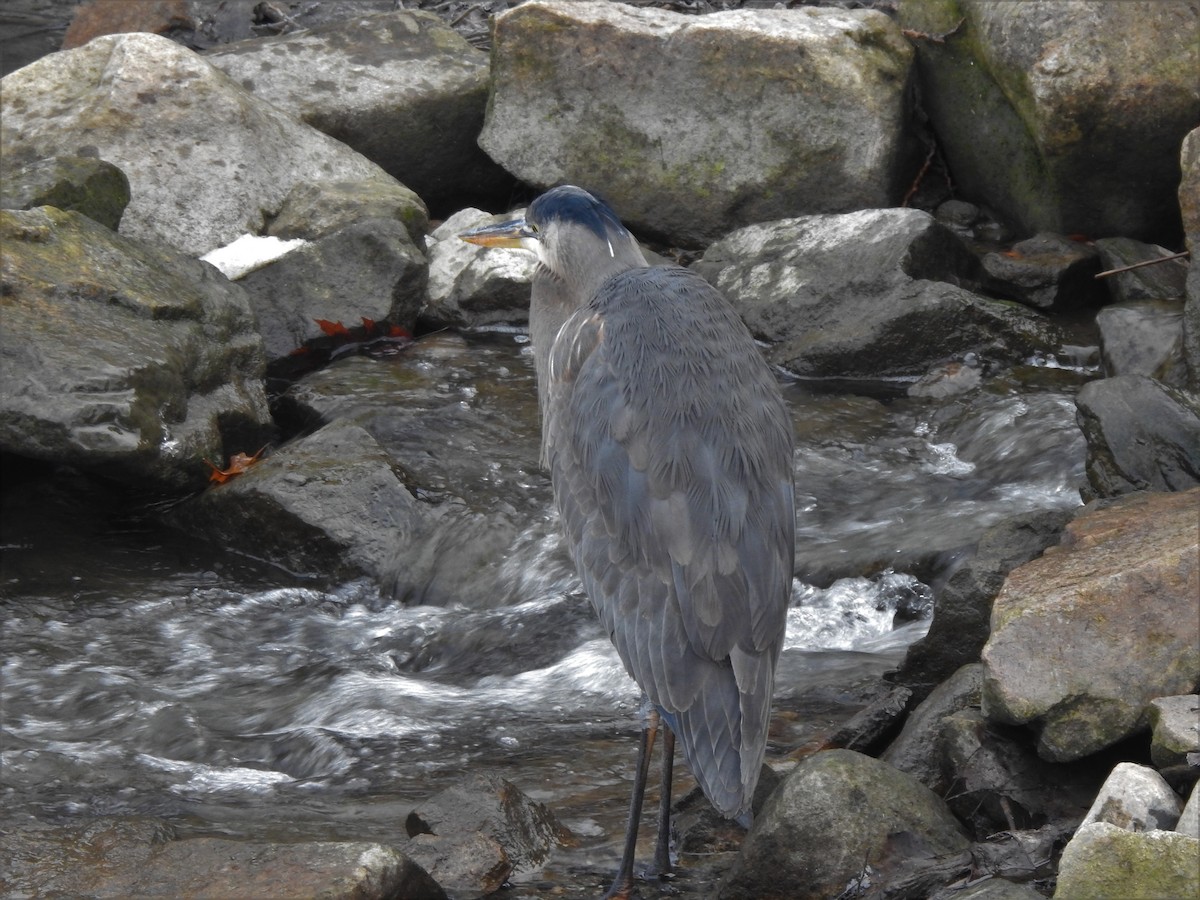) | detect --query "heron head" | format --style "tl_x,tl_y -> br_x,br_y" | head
459,185 -> 645,286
